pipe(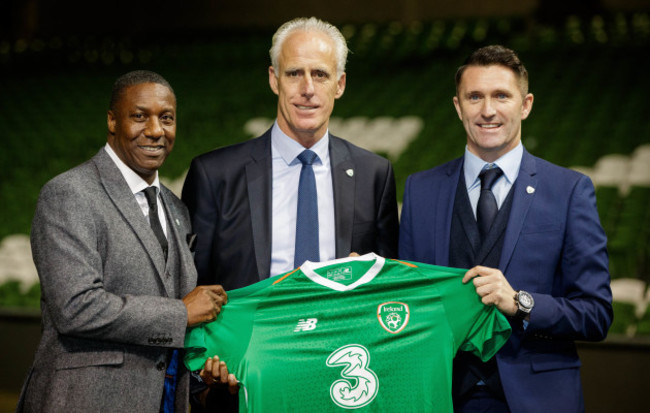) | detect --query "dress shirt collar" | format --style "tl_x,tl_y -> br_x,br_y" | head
104,143 -> 161,195
271,121 -> 329,166
463,143 -> 523,190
